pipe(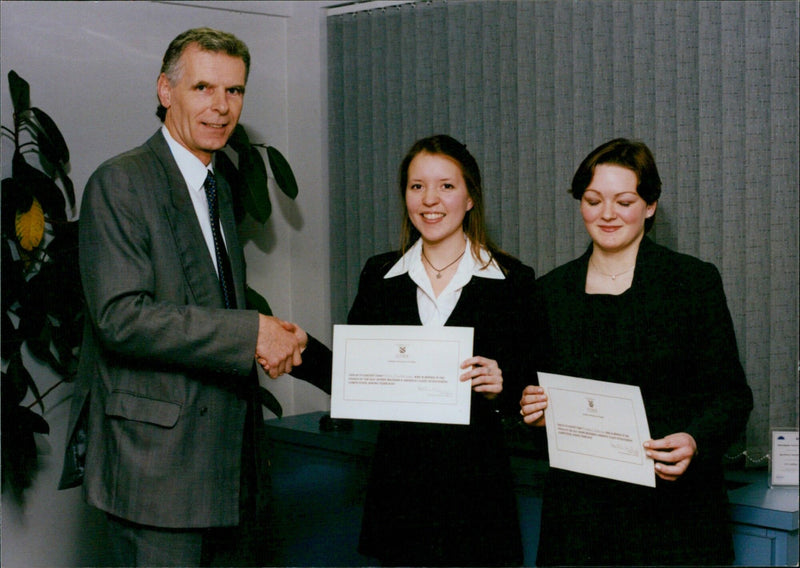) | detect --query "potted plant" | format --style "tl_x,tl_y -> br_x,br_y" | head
1,70 -> 80,502
1,70 -> 297,501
